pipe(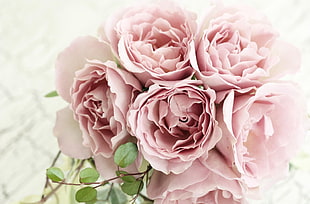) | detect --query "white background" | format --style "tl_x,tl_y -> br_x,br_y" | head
0,0 -> 309,203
